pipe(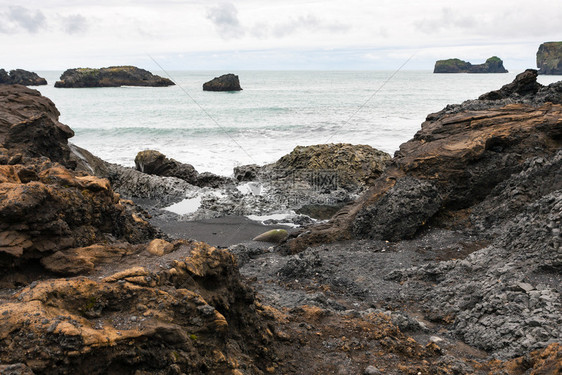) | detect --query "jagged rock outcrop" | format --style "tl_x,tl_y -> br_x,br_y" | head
55,66 -> 175,88
283,70 -> 562,254
0,85 -> 157,278
434,56 -> 508,73
0,242 -> 278,374
203,73 -> 242,91
537,41 -> 562,75
0,69 -> 47,86
0,160 -> 158,277
134,150 -> 232,188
